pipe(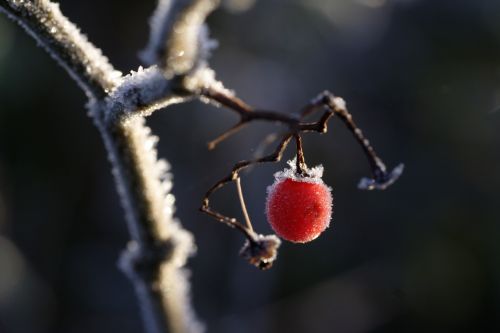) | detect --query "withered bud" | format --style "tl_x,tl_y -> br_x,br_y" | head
240,234 -> 281,270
